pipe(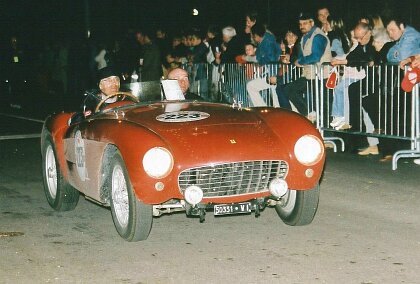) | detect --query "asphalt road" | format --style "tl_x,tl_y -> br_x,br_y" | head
1,124 -> 420,283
